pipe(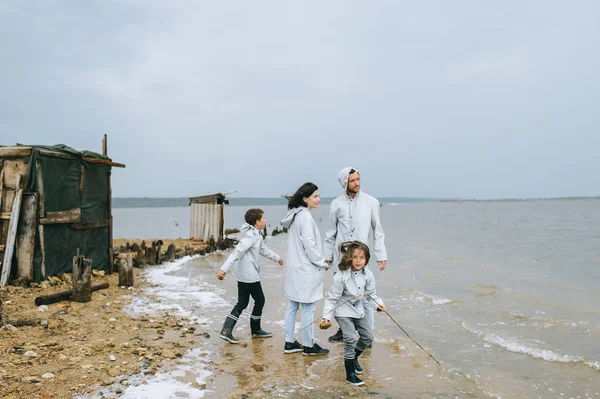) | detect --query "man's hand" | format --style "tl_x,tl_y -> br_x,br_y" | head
378,260 -> 387,271
278,258 -> 284,266
376,304 -> 387,312
217,270 -> 226,280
